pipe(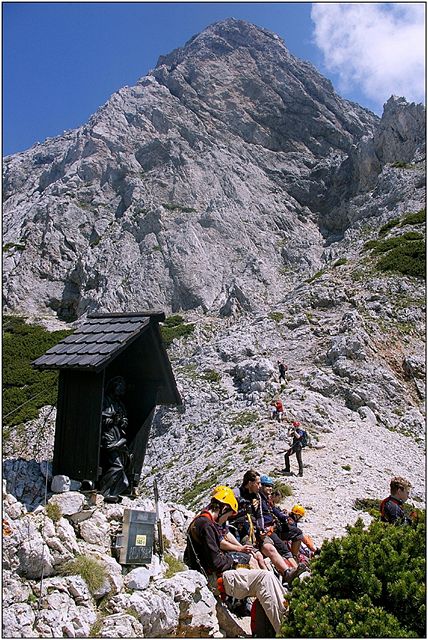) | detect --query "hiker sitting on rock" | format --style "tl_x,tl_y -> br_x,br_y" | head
281,504 -> 318,560
269,400 -> 277,420
230,469 -> 262,543
284,421 -> 305,476
380,476 -> 414,525
184,485 -> 287,635
256,475 -> 306,584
